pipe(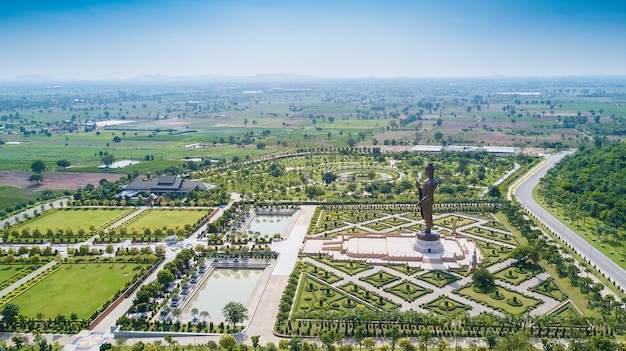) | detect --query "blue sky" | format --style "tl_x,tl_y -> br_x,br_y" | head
1,0 -> 625,80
